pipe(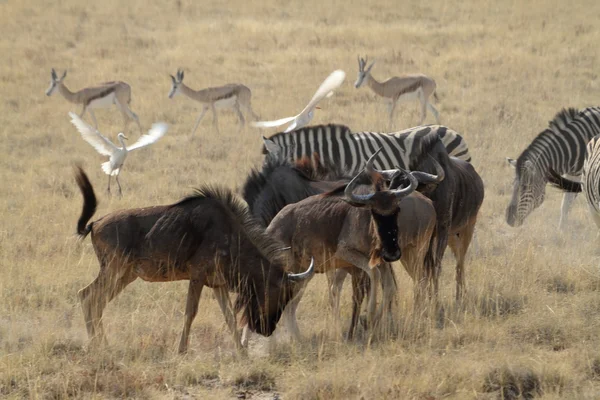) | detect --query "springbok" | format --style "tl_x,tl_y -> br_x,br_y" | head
168,69 -> 259,135
46,68 -> 142,134
73,166 -> 314,354
354,56 -> 440,129
258,150 -> 443,341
